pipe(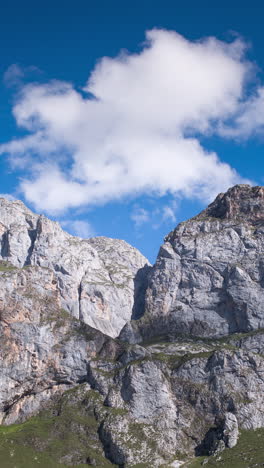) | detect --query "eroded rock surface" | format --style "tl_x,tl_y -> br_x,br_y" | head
0,198 -> 149,337
0,262 -> 126,425
123,185 -> 264,343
